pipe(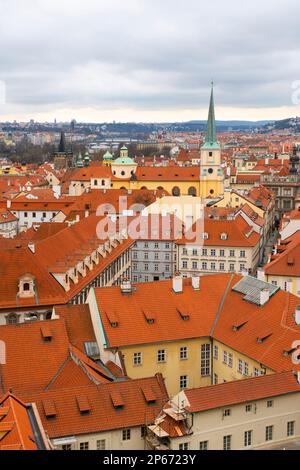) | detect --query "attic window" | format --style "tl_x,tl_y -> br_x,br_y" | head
41,326 -> 52,342
43,399 -> 57,419
202,233 -> 209,240
106,311 -> 119,328
287,257 -> 295,266
142,310 -> 156,324
232,321 -> 248,332
110,390 -> 124,409
76,396 -> 91,415
221,233 -> 228,241
142,387 -> 157,404
177,309 -> 190,321
256,333 -> 273,344
283,347 -> 297,357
